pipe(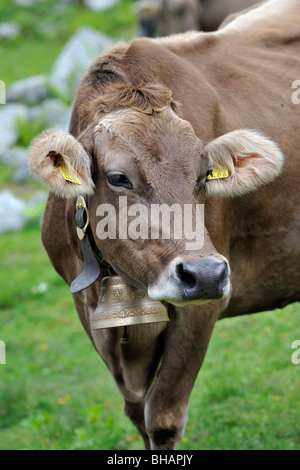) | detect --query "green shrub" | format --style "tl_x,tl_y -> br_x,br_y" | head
15,113 -> 46,148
